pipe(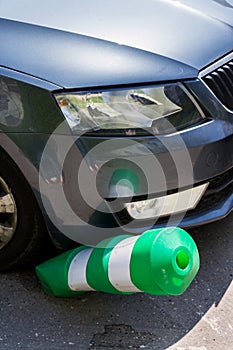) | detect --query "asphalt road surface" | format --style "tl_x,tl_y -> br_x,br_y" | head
0,213 -> 233,350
